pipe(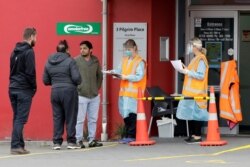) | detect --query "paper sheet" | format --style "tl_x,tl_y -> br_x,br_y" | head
170,60 -> 185,72
102,70 -> 122,78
